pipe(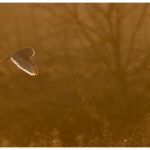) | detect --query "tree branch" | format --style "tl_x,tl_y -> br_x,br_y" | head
126,4 -> 148,66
